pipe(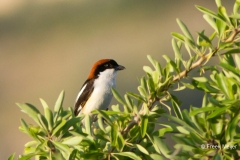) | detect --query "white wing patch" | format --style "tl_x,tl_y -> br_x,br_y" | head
75,83 -> 87,103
